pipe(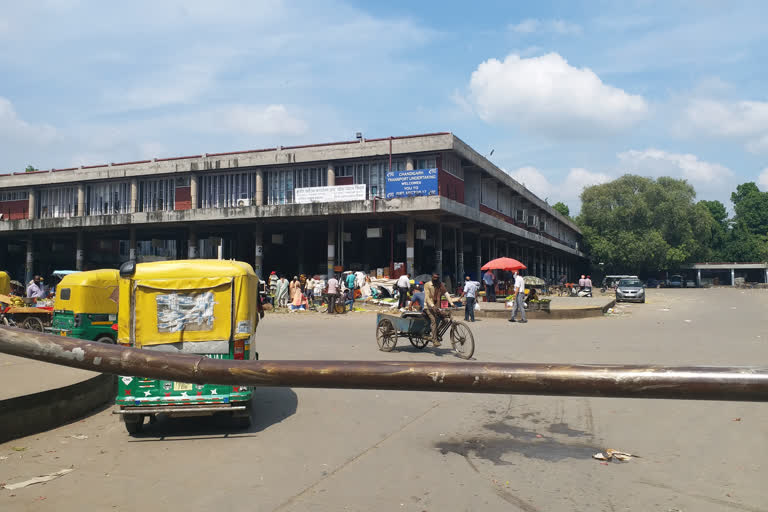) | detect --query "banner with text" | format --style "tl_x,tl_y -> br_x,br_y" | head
295,184 -> 367,204
385,168 -> 438,199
